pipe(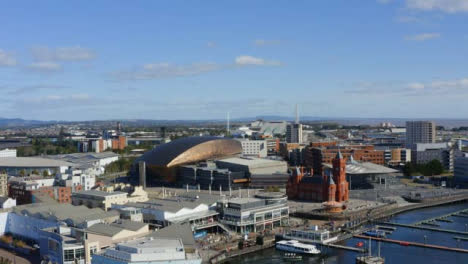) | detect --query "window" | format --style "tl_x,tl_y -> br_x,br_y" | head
75,248 -> 85,259
64,249 -> 75,261
90,246 -> 98,255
